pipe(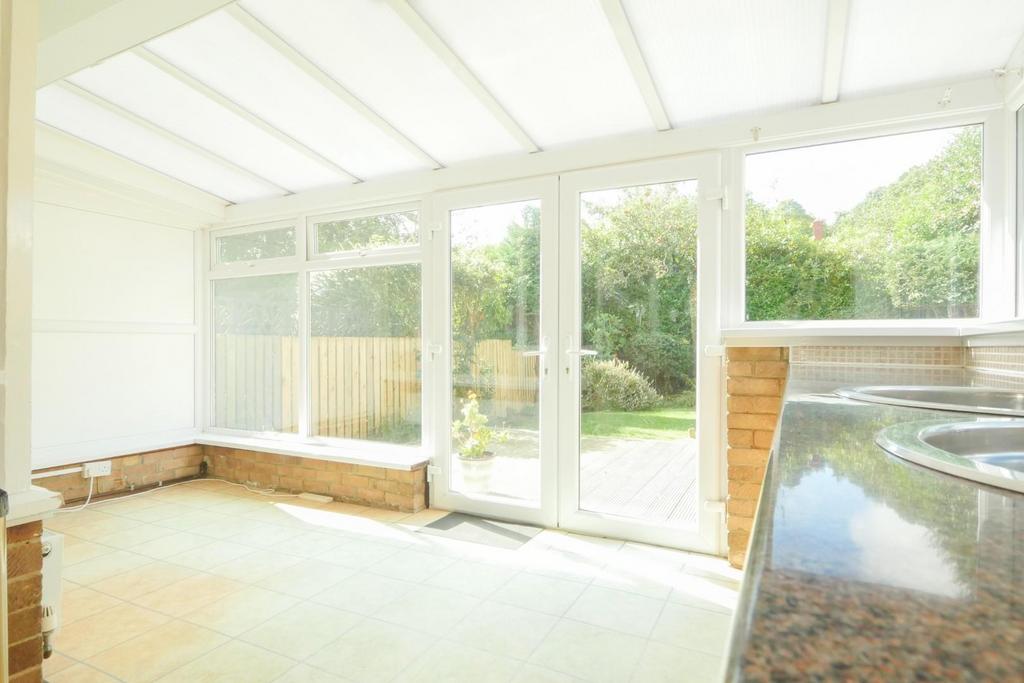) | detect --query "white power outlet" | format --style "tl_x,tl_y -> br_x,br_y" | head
82,461 -> 112,478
